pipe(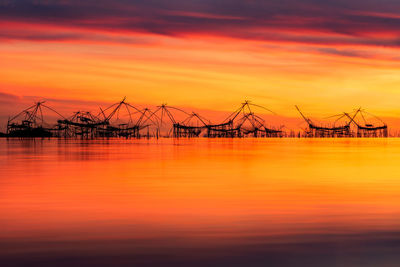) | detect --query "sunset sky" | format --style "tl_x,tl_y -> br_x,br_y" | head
1,0 -> 400,129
